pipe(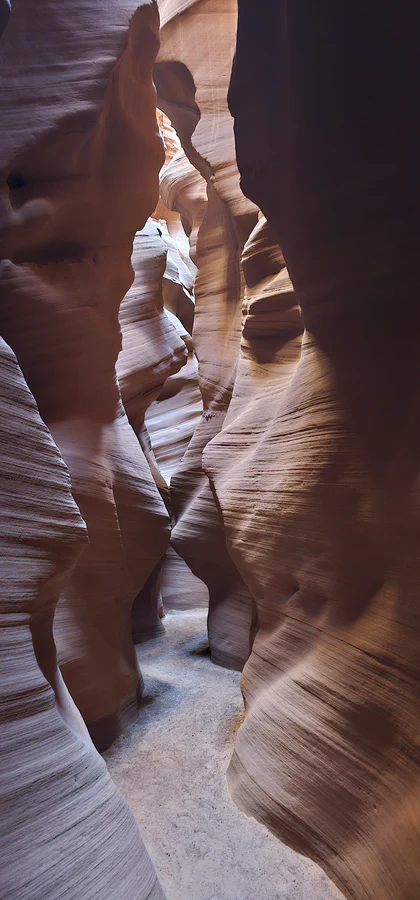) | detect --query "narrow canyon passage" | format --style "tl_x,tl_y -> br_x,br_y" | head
1,4 -> 419,900
105,609 -> 343,900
